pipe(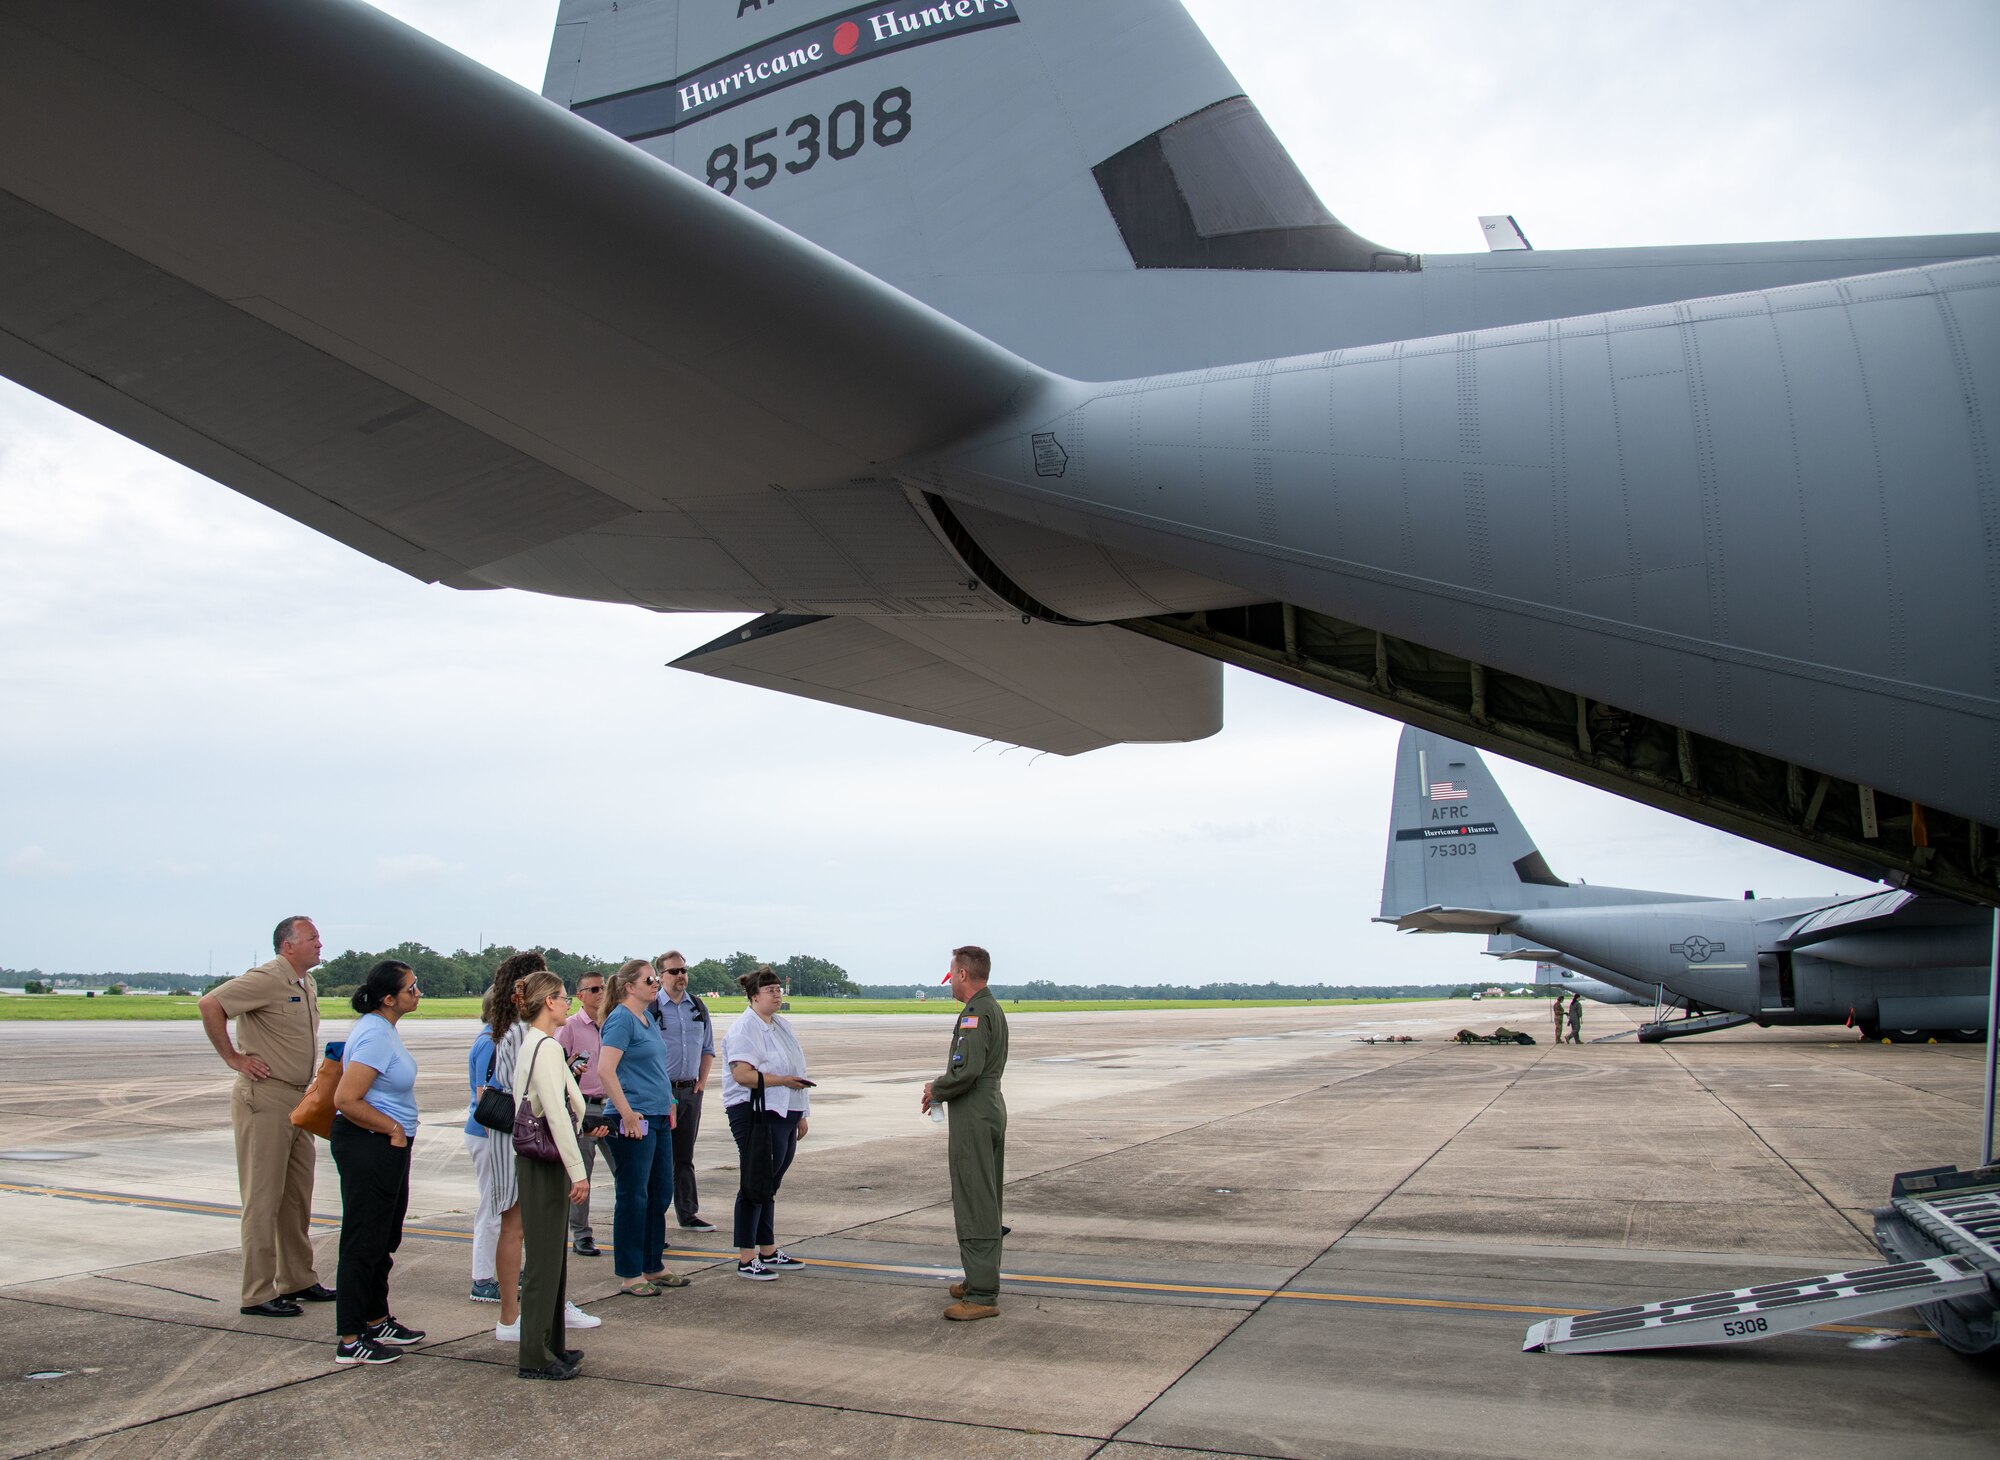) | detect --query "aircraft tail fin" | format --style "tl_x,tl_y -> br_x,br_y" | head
545,0 -> 1415,306
1378,728 -> 1571,922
